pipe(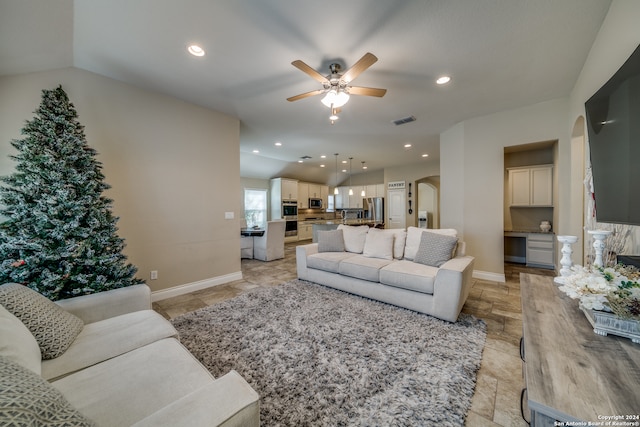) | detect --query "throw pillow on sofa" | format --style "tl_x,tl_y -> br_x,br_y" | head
317,229 -> 345,252
0,355 -> 96,426
413,231 -> 459,267
404,226 -> 458,261
337,224 -> 369,253
0,283 -> 84,360
362,228 -> 395,260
